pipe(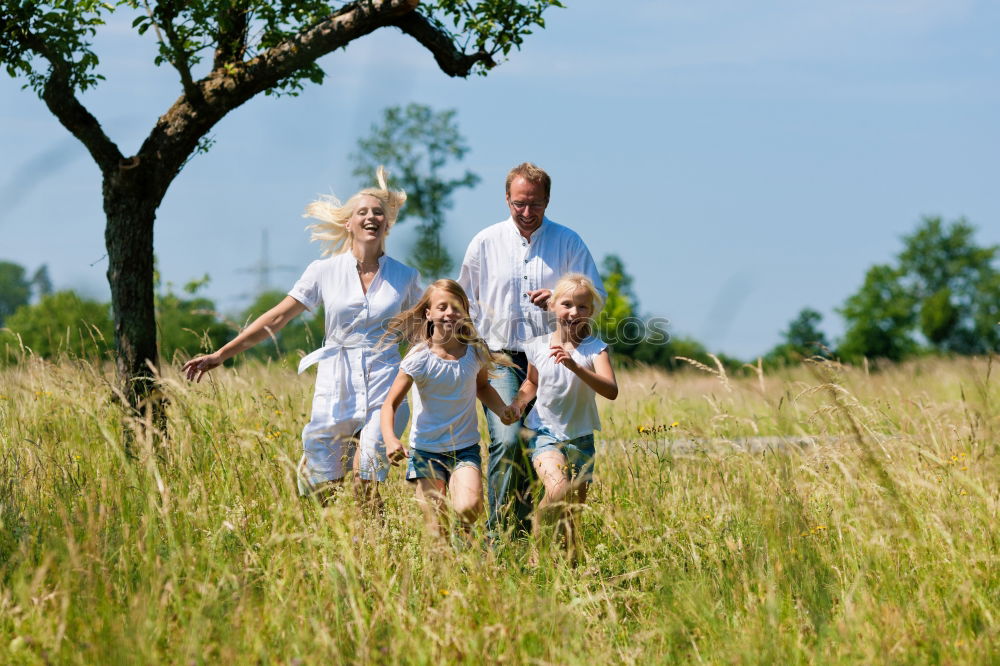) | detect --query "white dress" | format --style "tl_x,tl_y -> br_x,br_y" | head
288,252 -> 421,487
